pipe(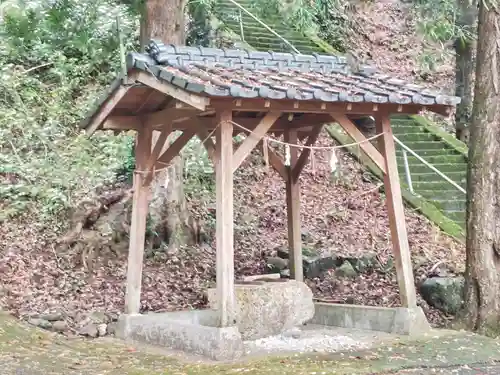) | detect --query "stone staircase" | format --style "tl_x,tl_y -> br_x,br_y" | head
215,0 -> 325,54
213,0 -> 468,234
391,115 -> 467,228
